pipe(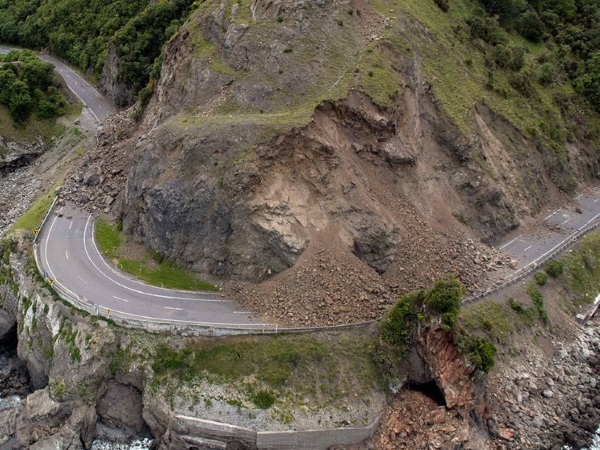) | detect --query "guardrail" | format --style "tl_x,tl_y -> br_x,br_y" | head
32,196 -> 58,244
463,217 -> 600,304
32,198 -> 600,335
31,199 -> 374,336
